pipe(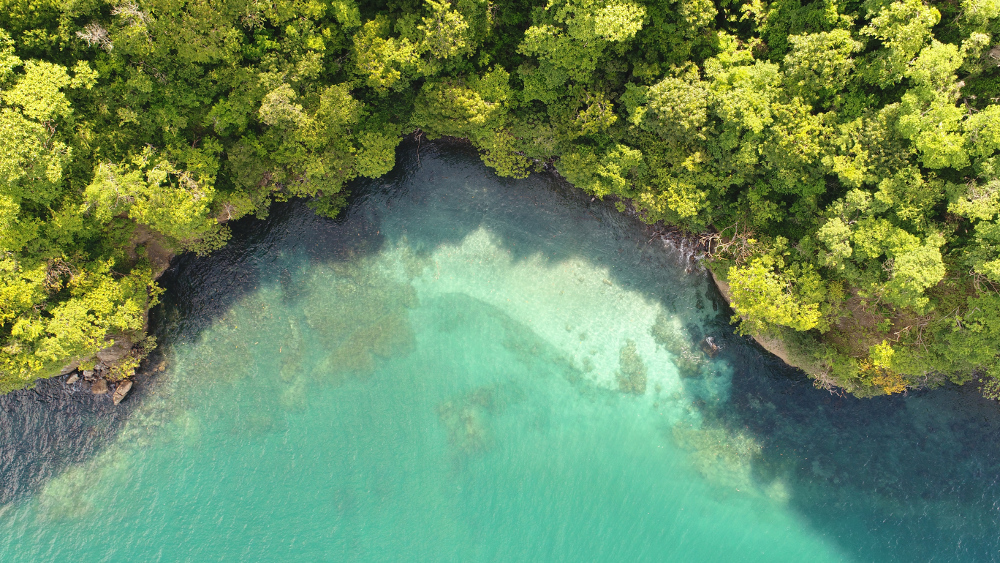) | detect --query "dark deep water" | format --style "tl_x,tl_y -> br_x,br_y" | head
2,141 -> 999,562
